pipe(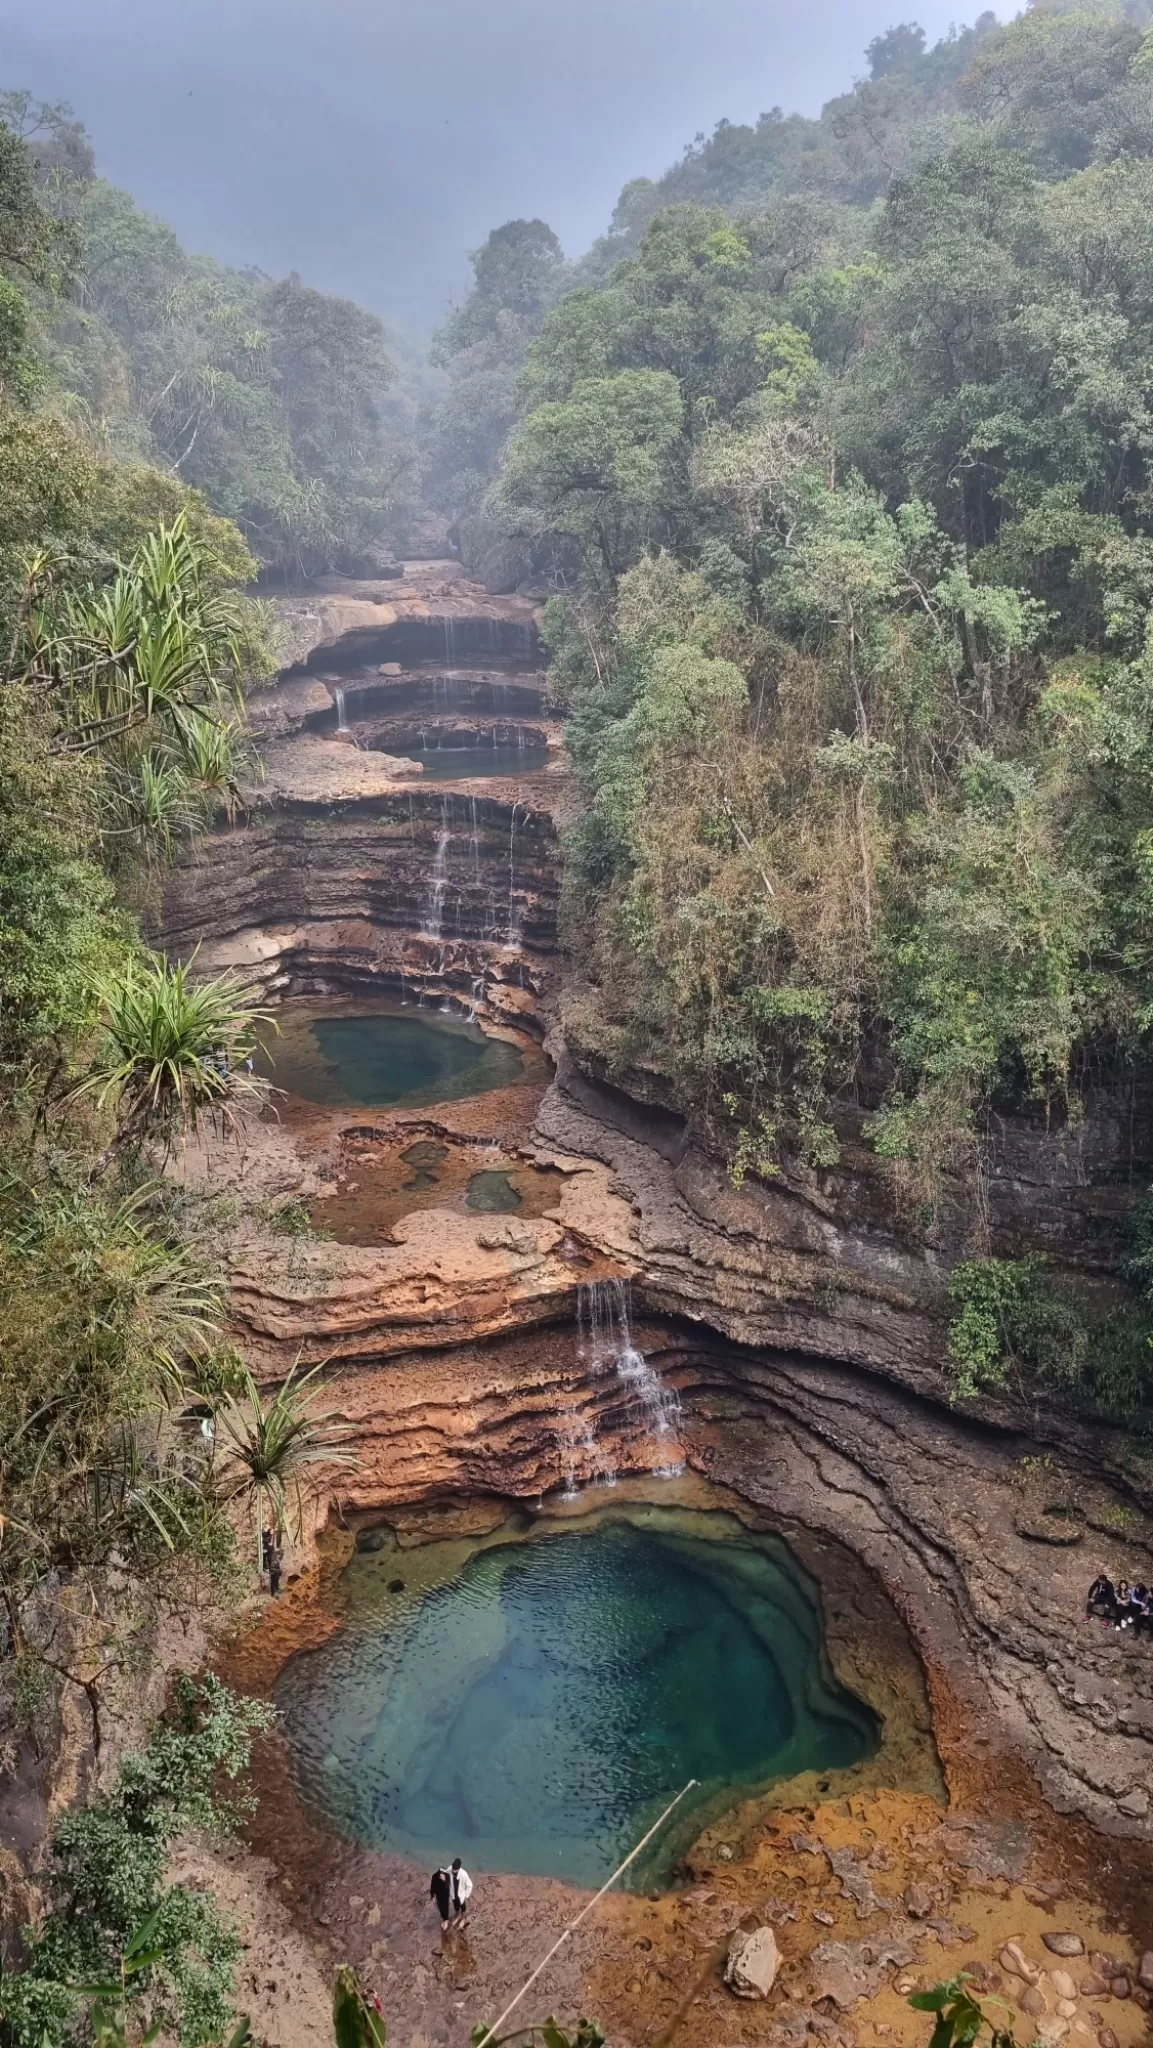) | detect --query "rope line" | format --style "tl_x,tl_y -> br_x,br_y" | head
472,1777 -> 699,2048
